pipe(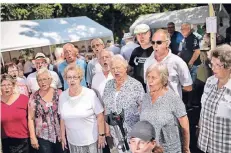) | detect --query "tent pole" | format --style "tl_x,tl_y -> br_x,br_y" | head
1,52 -> 4,66
209,4 -> 216,50
84,41 -> 88,53
9,51 -> 12,63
